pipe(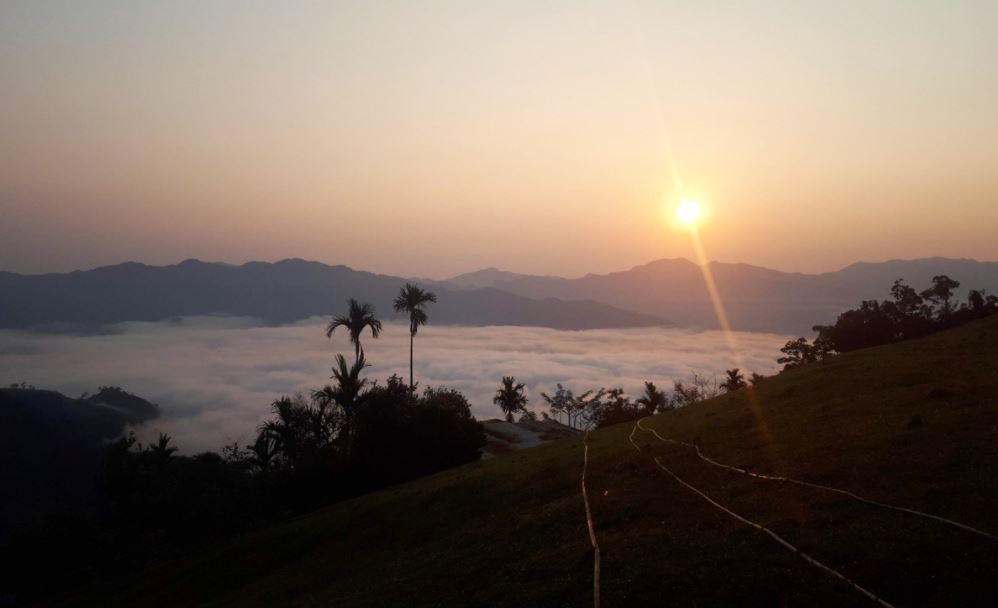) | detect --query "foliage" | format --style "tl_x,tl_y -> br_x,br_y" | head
393,283 -> 438,391
541,383 -> 604,429
796,275 -> 998,366
493,376 -> 528,422
719,369 -> 747,392
778,337 -> 831,371
672,372 -> 721,407
589,387 -> 643,428
326,298 -> 383,360
635,381 -> 670,415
